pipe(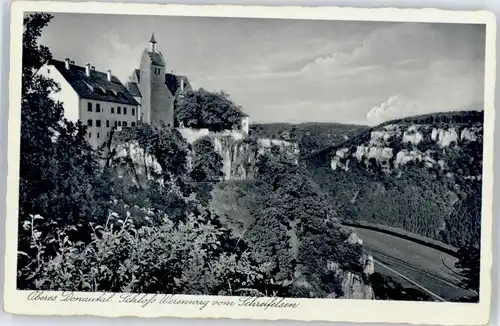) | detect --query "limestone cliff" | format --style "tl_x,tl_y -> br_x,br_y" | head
104,137 -> 163,187
329,232 -> 375,299
324,112 -> 483,181
104,127 -> 300,183
178,128 -> 299,180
